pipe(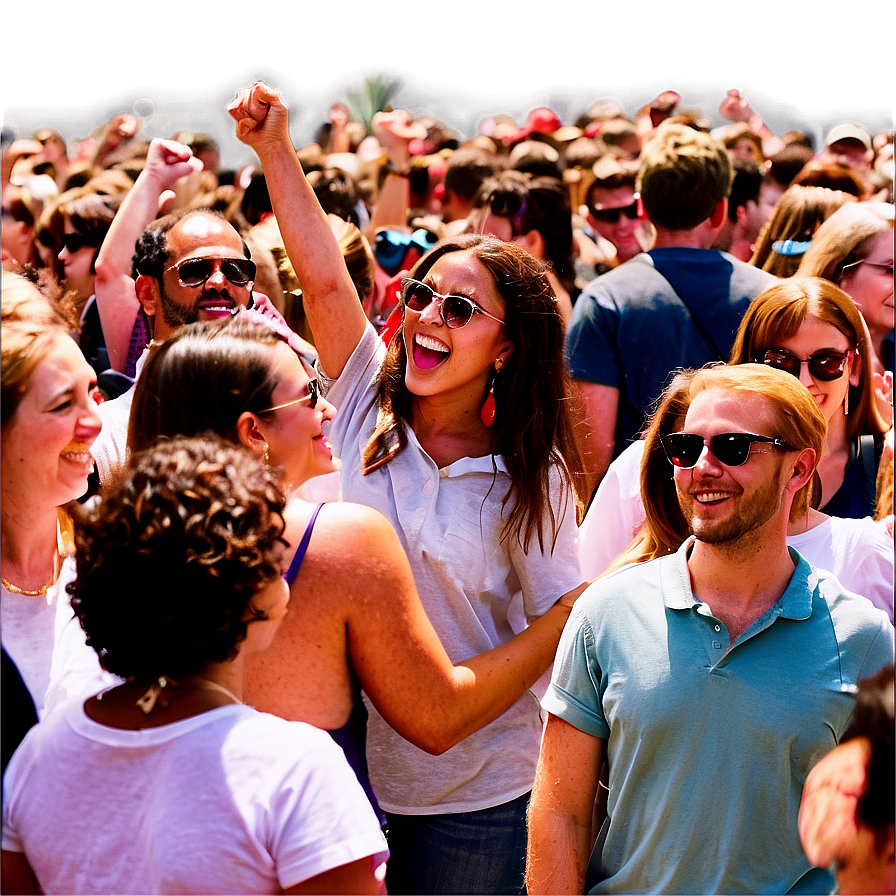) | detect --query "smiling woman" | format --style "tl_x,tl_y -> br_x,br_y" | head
730,277 -> 891,519
1,273 -> 114,759
228,80 -> 588,895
